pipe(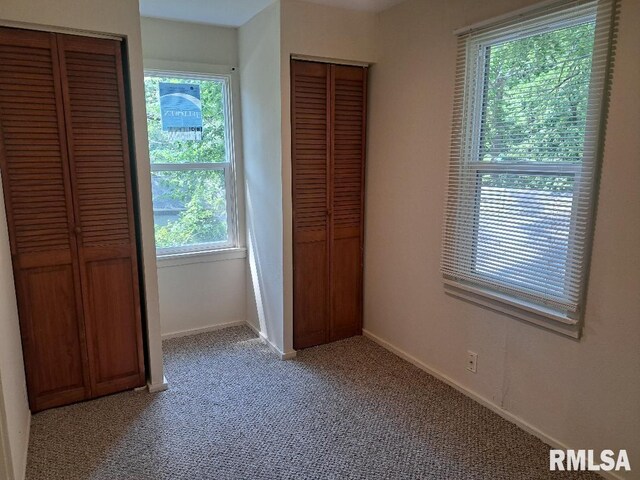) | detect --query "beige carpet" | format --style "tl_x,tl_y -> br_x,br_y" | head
26,326 -> 599,479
